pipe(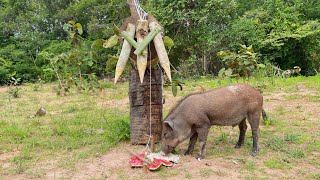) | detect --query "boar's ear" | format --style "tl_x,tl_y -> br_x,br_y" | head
164,120 -> 174,130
